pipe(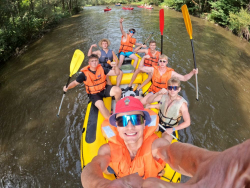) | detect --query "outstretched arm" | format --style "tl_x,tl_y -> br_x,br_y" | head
138,55 -> 154,73
152,139 -> 250,188
135,42 -> 143,46
147,88 -> 168,104
120,18 -> 126,37
81,155 -> 111,188
139,66 -> 153,74
63,80 -> 80,92
171,68 -> 198,82
134,45 -> 148,53
157,142 -> 218,177
88,44 -> 101,57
